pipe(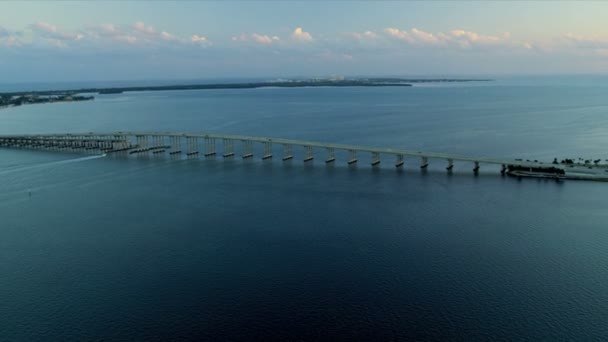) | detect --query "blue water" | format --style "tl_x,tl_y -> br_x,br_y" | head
2,76 -> 608,340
